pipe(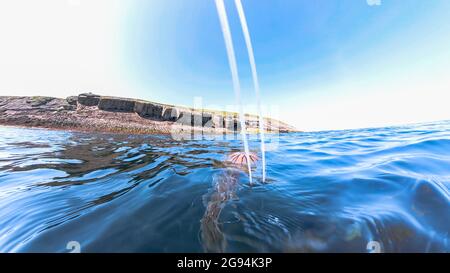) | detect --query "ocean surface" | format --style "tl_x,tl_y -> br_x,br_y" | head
0,121 -> 449,253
